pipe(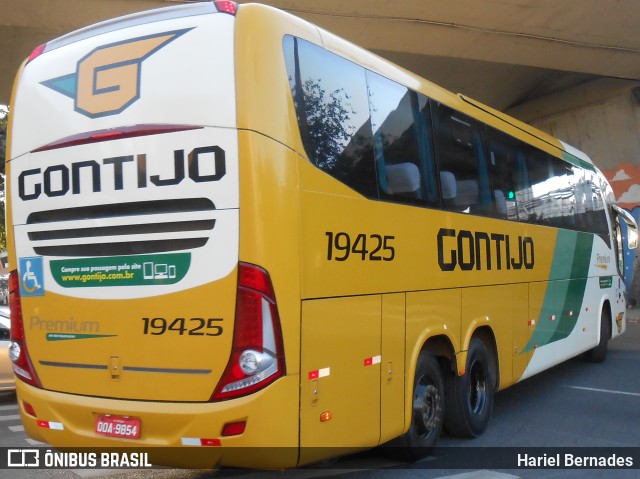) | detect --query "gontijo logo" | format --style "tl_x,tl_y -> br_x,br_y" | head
41,28 -> 192,118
